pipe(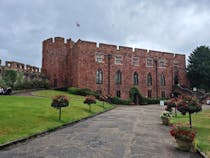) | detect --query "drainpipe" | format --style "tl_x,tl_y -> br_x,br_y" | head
154,59 -> 158,98
107,54 -> 112,95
